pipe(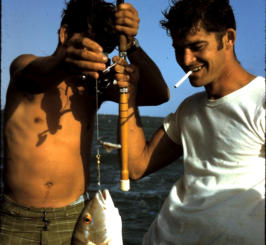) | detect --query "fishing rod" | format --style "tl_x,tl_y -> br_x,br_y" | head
117,0 -> 130,192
